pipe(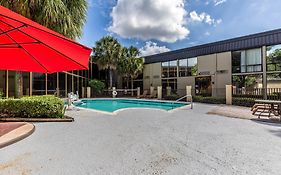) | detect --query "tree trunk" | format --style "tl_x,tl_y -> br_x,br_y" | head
131,79 -> 134,96
15,71 -> 23,98
126,78 -> 129,89
109,68 -> 113,89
